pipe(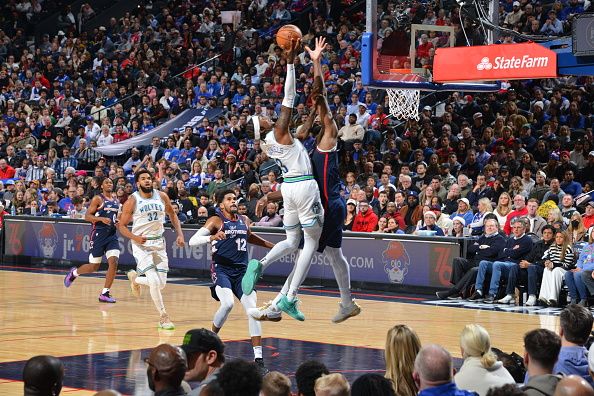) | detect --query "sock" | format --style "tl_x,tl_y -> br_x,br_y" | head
73,269 -> 79,277
271,293 -> 285,309
253,346 -> 263,359
101,288 -> 110,295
